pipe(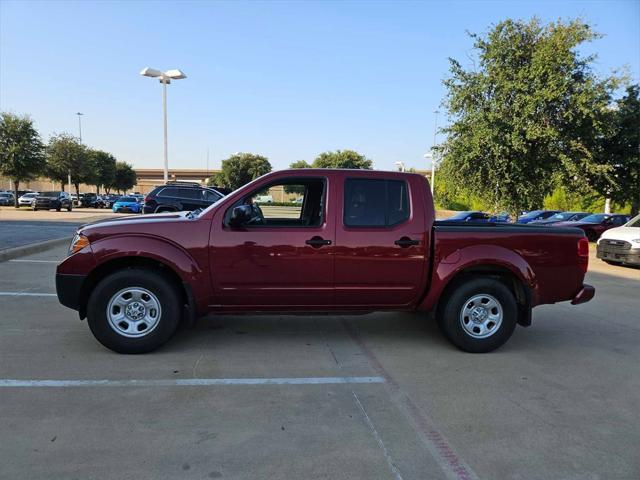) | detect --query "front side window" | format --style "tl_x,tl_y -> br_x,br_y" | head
227,178 -> 326,228
344,178 -> 410,227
